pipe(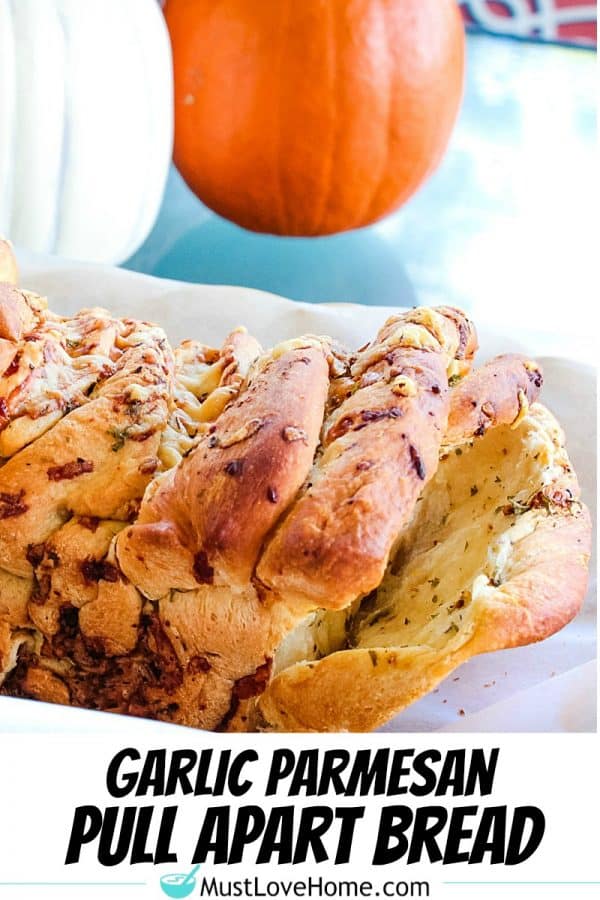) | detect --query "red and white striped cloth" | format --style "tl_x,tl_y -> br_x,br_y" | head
460,1 -> 597,46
